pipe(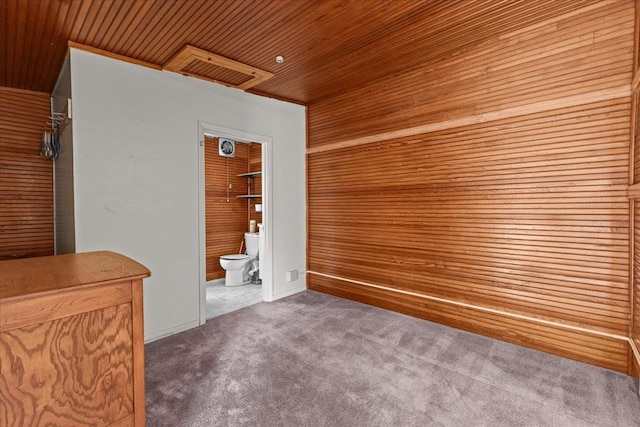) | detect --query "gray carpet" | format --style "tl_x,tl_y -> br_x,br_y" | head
145,290 -> 640,426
